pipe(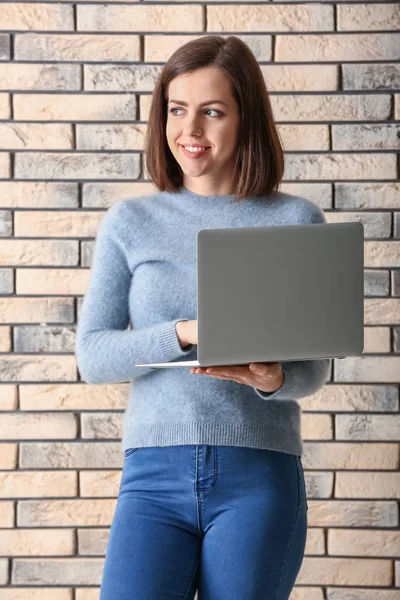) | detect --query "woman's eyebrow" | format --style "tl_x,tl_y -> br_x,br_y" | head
168,99 -> 228,107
